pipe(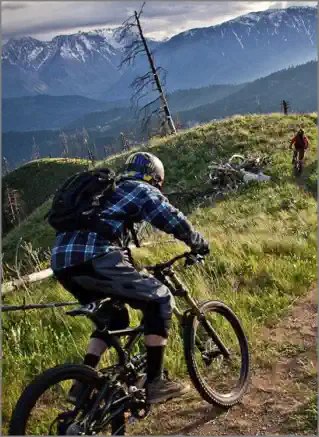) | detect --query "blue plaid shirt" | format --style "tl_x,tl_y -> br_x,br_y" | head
51,177 -> 206,271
